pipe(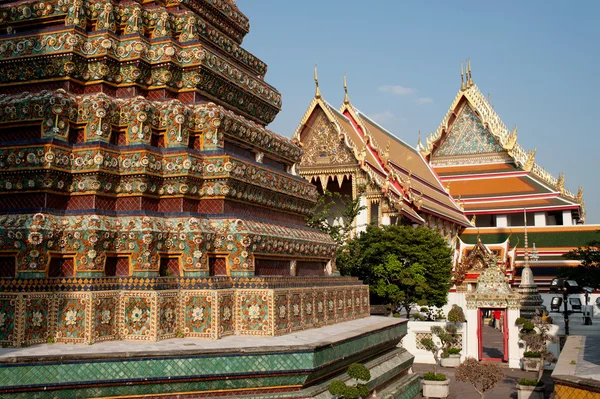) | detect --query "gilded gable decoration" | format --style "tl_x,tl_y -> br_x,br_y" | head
298,112 -> 356,168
